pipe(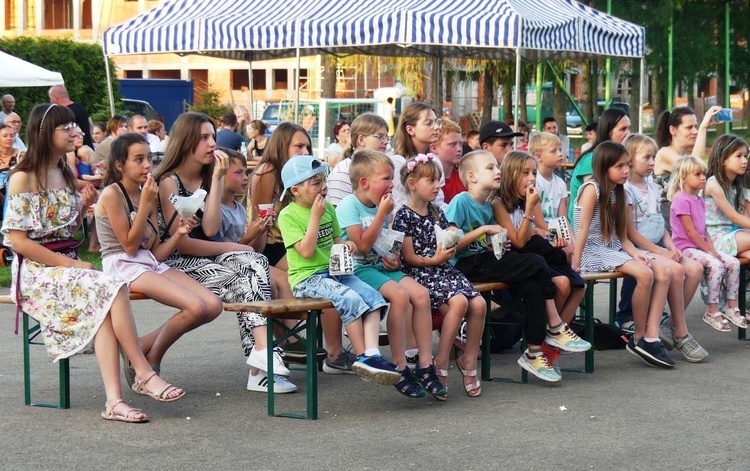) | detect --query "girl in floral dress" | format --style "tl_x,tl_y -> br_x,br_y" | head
392,154 -> 485,398
3,103 -> 184,423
